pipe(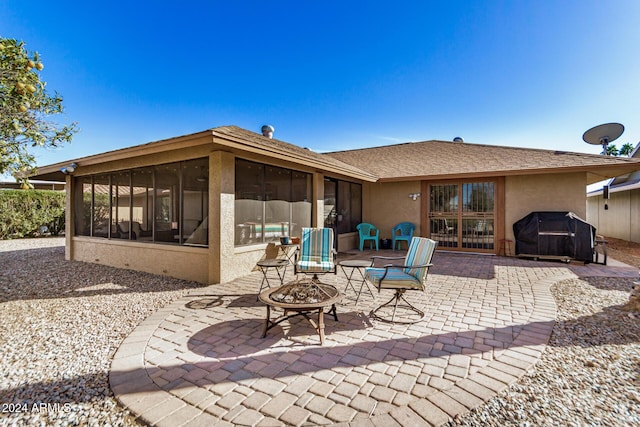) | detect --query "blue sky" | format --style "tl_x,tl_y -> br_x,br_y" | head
2,0 -> 640,173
